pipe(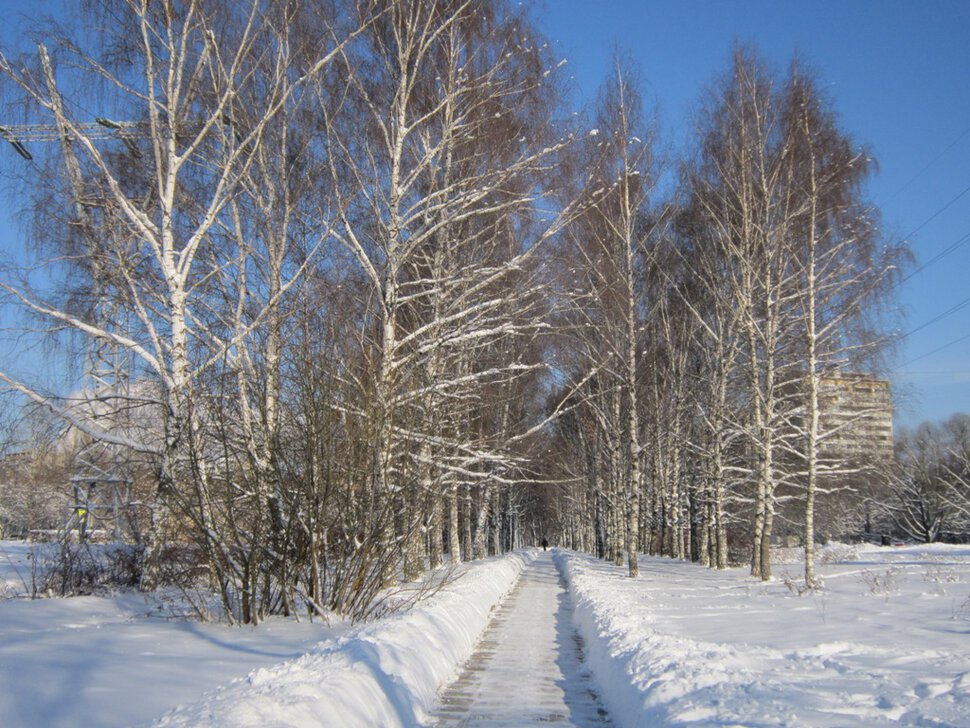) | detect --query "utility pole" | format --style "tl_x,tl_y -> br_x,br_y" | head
0,118 -> 143,160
